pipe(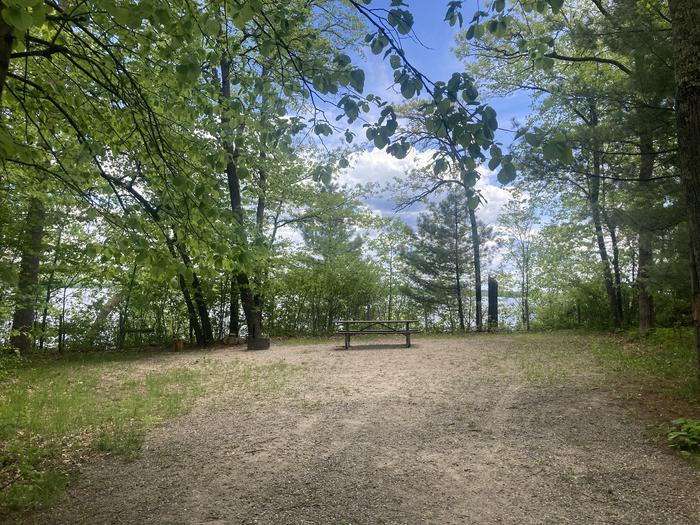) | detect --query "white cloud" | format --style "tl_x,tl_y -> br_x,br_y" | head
338,147 -> 434,187
336,149 -> 513,227
474,166 -> 512,225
